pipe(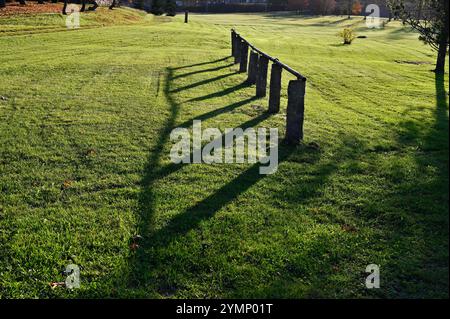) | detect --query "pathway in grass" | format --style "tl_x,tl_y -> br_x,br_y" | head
0,10 -> 448,298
